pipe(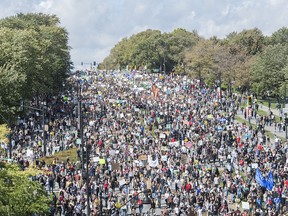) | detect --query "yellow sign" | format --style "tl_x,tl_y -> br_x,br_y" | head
207,114 -> 213,119
99,159 -> 105,164
115,202 -> 121,209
